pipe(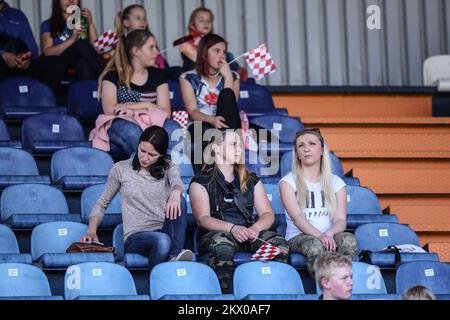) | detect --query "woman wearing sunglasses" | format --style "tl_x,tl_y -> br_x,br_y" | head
279,129 -> 357,279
